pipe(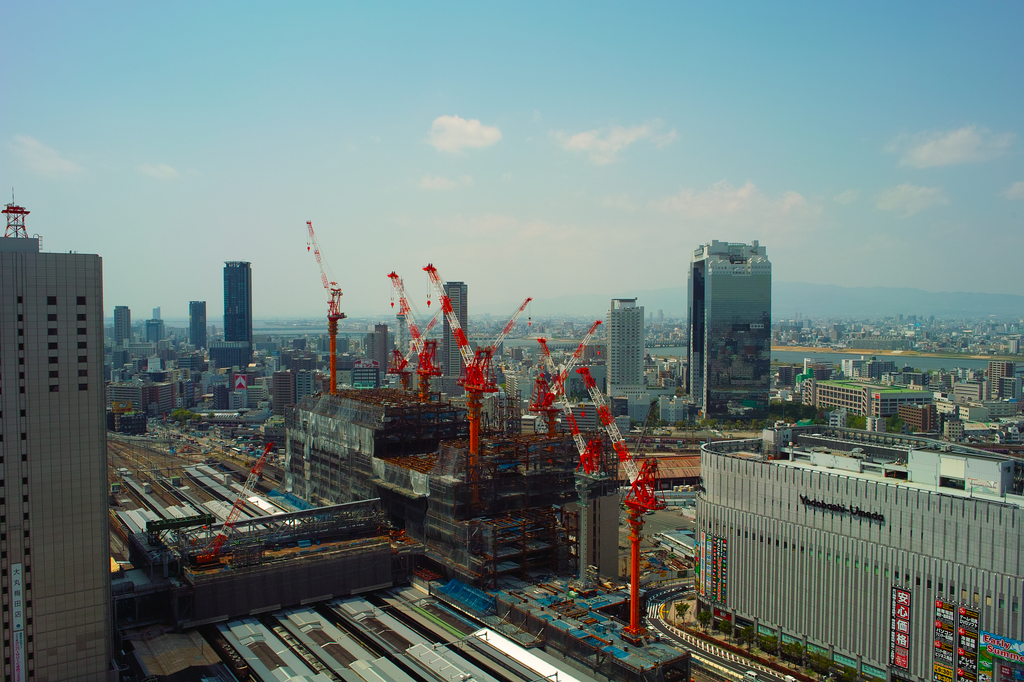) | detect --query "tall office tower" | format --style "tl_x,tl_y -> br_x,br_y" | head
145,318 -> 165,343
687,240 -> 772,419
113,305 -> 131,347
152,306 -> 160,320
272,370 -> 297,414
223,261 -> 253,363
0,234 -> 111,679
189,300 -> 207,349
367,323 -> 390,371
607,298 -> 645,400
442,281 -> 468,378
